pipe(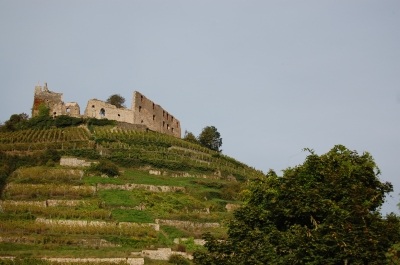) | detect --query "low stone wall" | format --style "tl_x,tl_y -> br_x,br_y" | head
0,200 -> 87,208
225,203 -> 241,212
155,219 -> 220,229
97,183 -> 185,193
0,236 -> 120,247
141,248 -> 192,260
149,170 -> 220,179
173,238 -> 206,246
36,218 -> 159,231
60,157 -> 95,167
43,258 -> 144,265
149,170 -> 162,175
